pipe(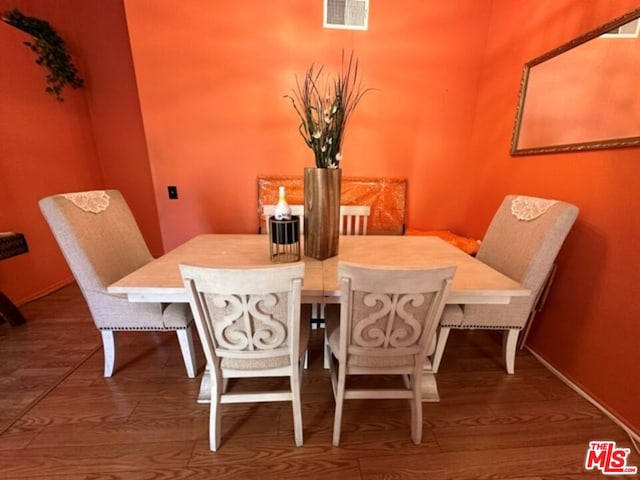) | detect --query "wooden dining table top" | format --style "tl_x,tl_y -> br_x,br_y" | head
108,234 -> 530,305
